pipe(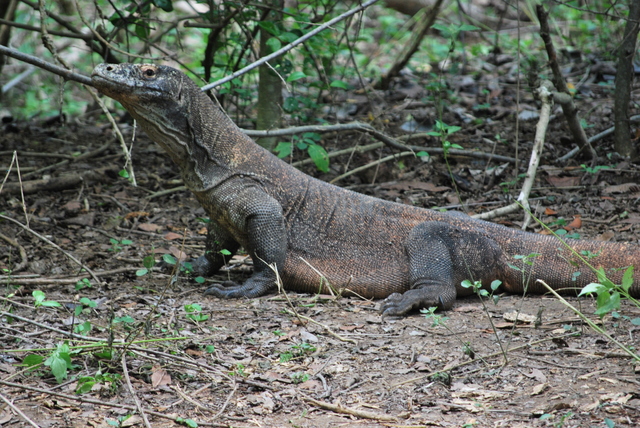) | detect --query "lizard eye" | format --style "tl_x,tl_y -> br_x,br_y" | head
141,66 -> 156,78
